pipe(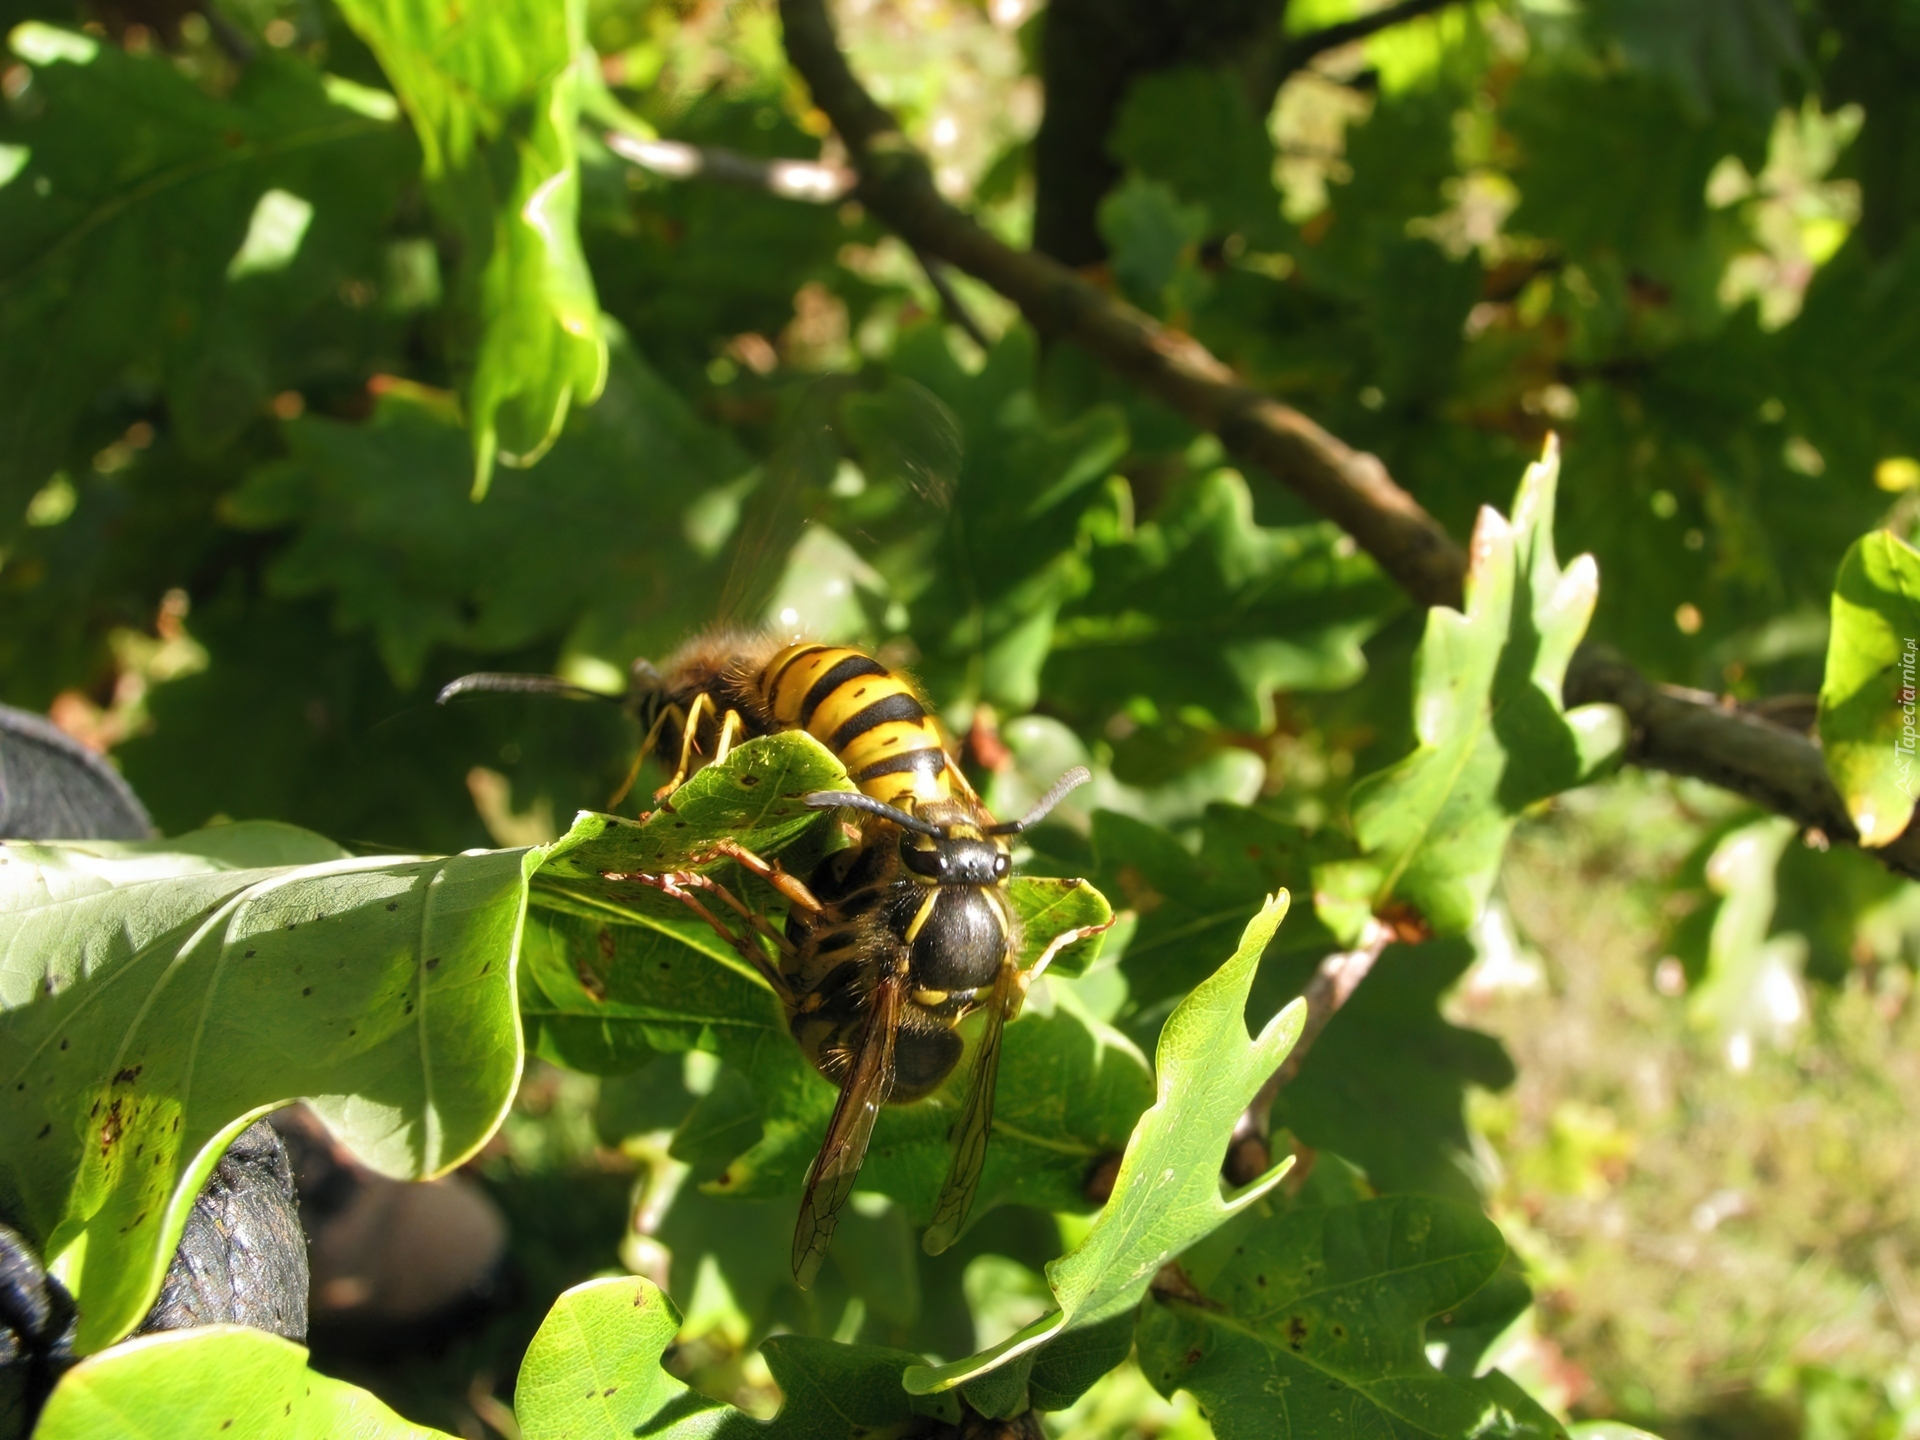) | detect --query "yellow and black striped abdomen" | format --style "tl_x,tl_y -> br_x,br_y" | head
757,642 -> 953,810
